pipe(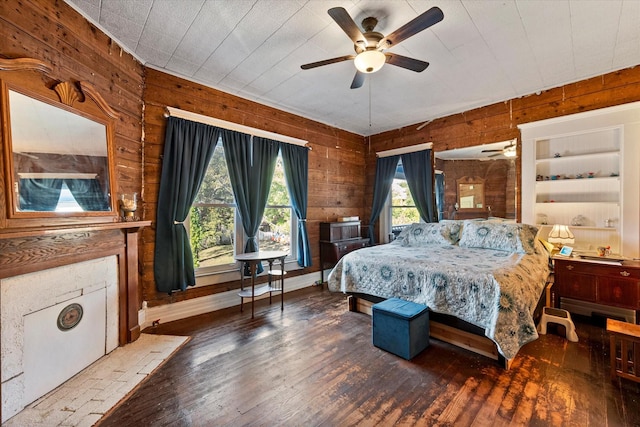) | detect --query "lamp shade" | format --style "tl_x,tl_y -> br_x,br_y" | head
548,224 -> 574,246
354,50 -> 386,73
